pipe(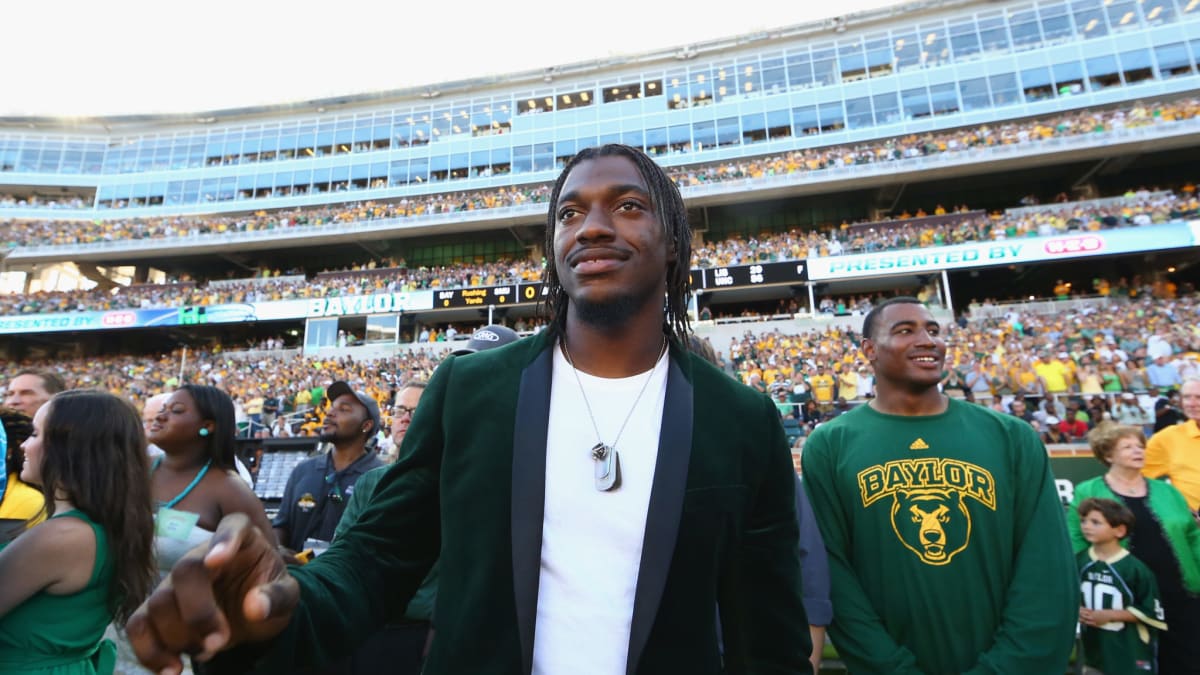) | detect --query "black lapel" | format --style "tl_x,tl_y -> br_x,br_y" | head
625,353 -> 694,675
511,344 -> 553,675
